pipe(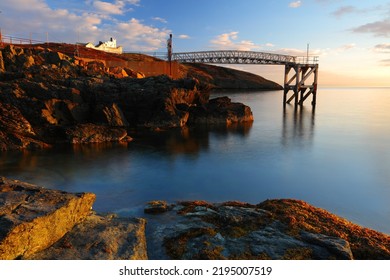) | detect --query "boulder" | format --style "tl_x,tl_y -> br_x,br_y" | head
189,96 -> 254,125
26,214 -> 147,260
108,66 -> 128,78
45,51 -> 71,66
0,177 -> 95,260
144,201 -> 170,214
